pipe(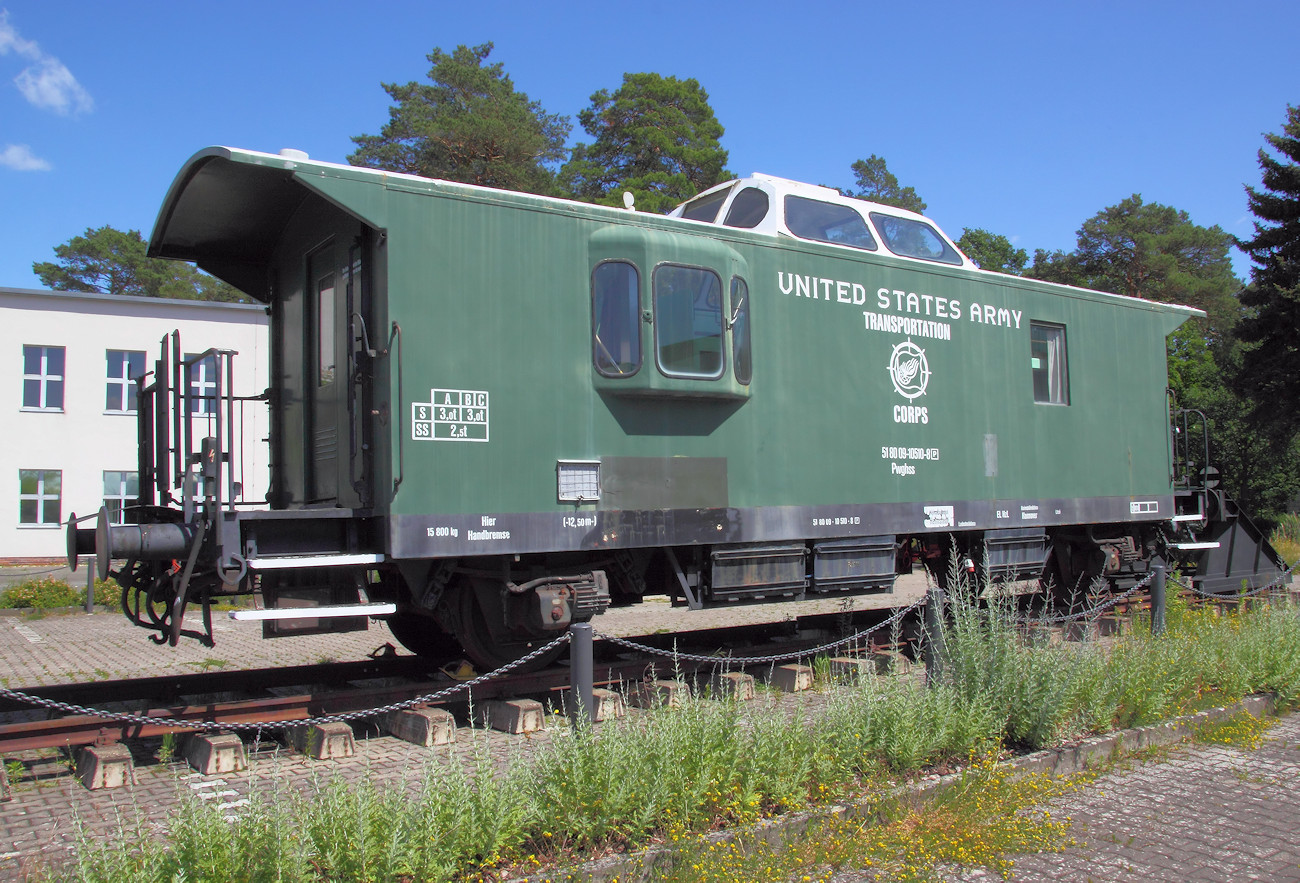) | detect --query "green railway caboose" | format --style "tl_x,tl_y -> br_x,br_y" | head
81,147 -> 1280,665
